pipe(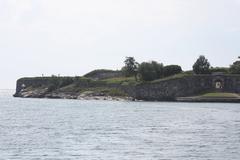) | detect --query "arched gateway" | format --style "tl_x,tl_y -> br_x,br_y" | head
212,76 -> 224,91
